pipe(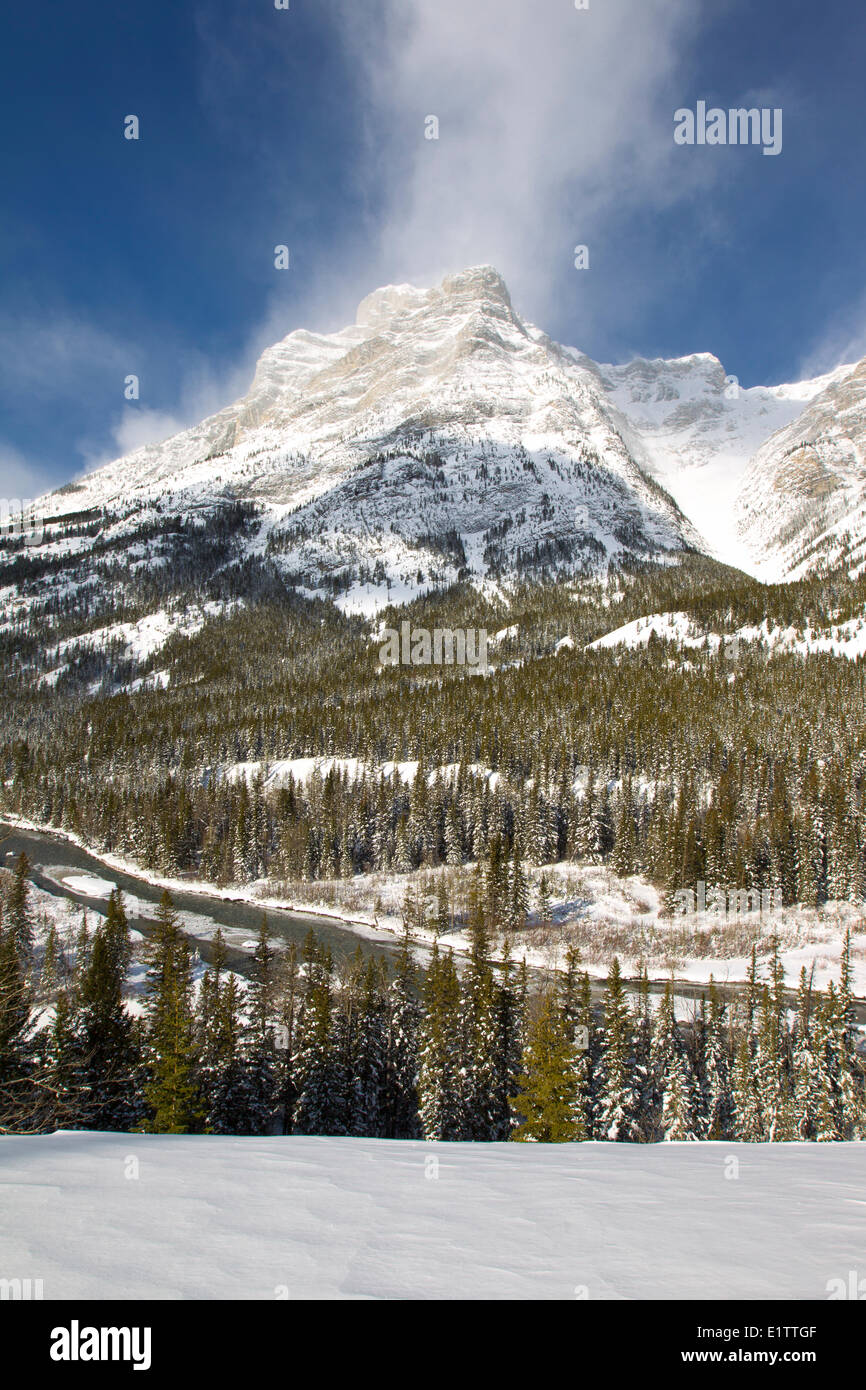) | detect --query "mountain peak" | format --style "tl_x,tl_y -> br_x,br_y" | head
355,265 -> 514,333
440,264 -> 513,306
